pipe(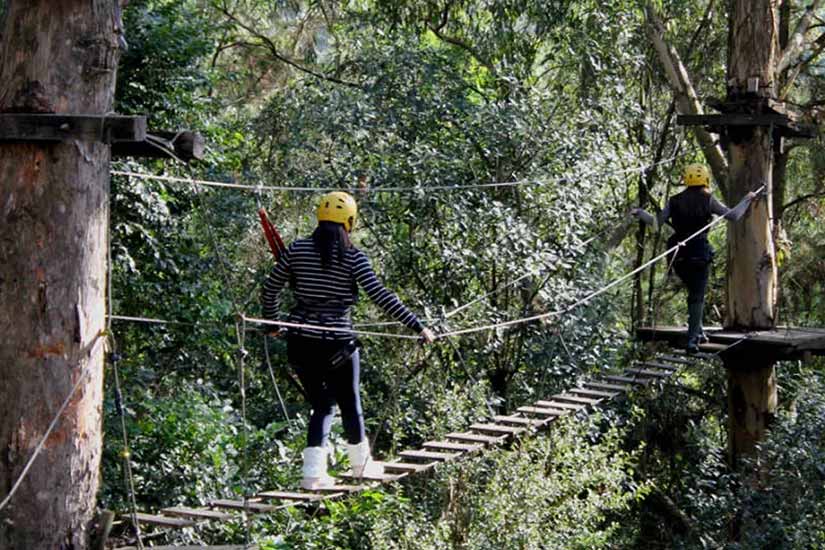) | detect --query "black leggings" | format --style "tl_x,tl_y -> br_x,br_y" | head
673,260 -> 710,343
287,336 -> 365,447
